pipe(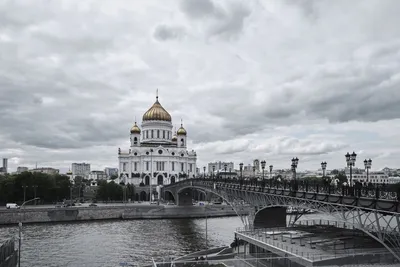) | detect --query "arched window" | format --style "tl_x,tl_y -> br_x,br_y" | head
133,137 -> 138,145
163,130 -> 165,139
171,176 -> 175,184
151,130 -> 154,138
157,130 -> 160,138
157,175 -> 163,185
181,138 -> 184,146
146,131 -> 149,139
145,176 -> 150,186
